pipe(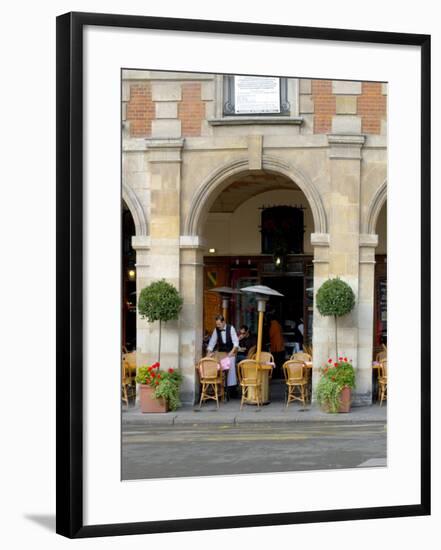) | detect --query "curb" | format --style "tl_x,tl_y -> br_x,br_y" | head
122,406 -> 387,427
